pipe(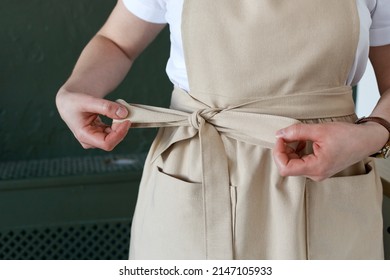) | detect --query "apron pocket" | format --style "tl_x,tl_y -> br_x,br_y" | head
138,166 -> 205,259
306,159 -> 383,259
